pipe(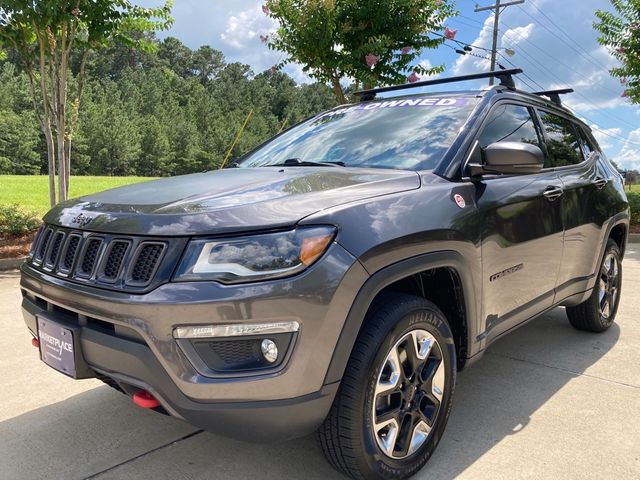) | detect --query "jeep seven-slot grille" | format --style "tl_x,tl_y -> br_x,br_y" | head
29,224 -> 168,291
